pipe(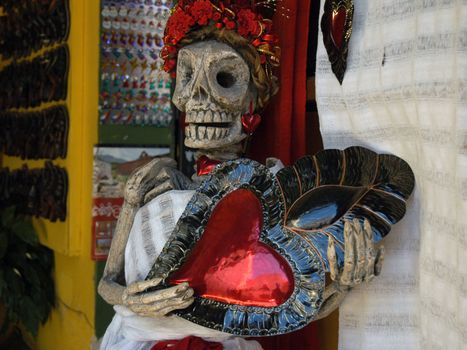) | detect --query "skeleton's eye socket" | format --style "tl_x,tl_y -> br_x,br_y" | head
183,67 -> 193,82
216,71 -> 236,88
